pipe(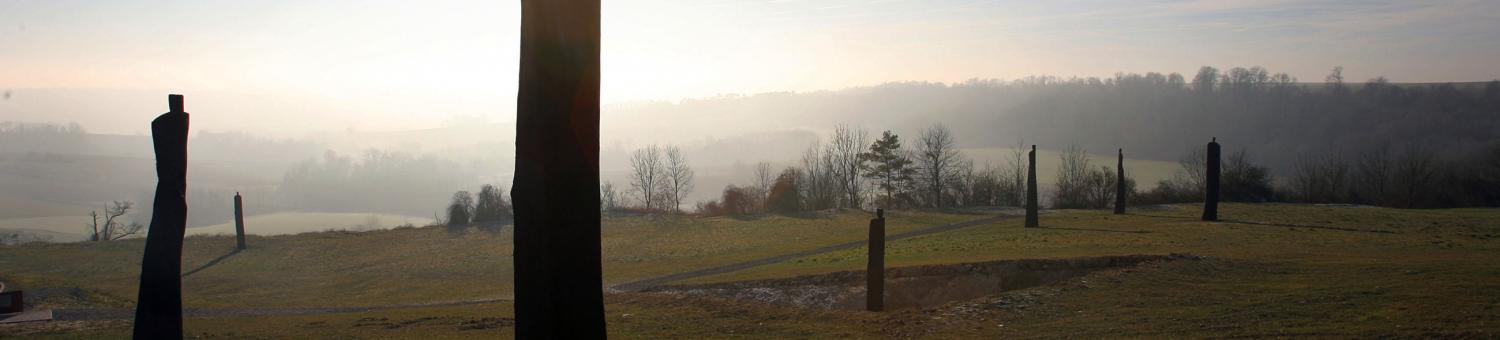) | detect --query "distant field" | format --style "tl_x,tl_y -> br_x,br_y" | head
186,212 -> 435,236
961,146 -> 1180,187
0,216 -> 90,242
3,204 -> 1498,338
0,212 -> 436,243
